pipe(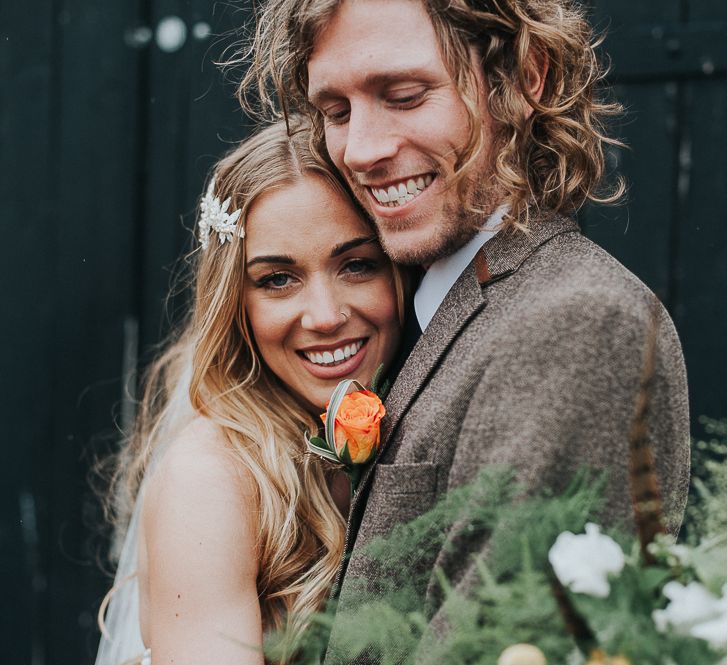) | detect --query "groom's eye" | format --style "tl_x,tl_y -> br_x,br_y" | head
322,103 -> 350,124
388,88 -> 426,109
